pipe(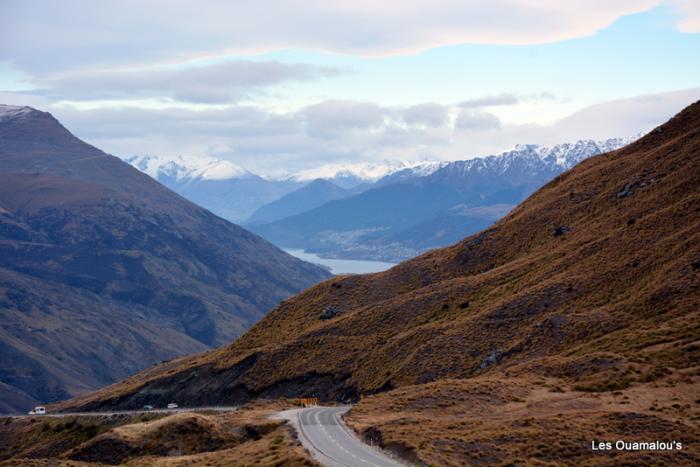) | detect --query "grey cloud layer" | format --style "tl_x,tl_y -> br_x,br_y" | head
458,92 -> 556,108
455,110 -> 502,130
39,88 -> 698,175
26,61 -> 341,104
403,103 -> 450,127
302,100 -> 388,138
